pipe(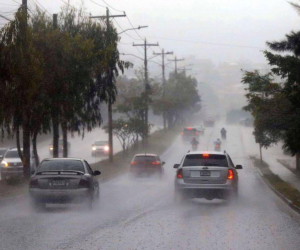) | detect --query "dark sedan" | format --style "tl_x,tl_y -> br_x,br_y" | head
29,158 -> 100,210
